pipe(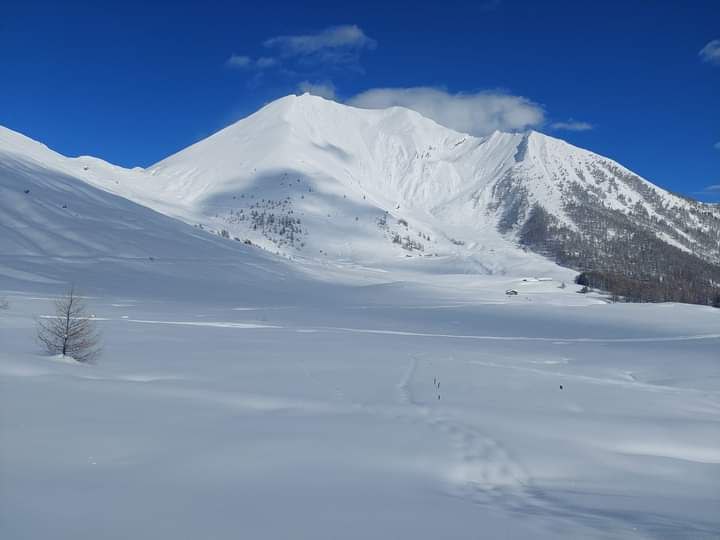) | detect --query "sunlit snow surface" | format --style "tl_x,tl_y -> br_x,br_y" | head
1,283 -> 719,540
